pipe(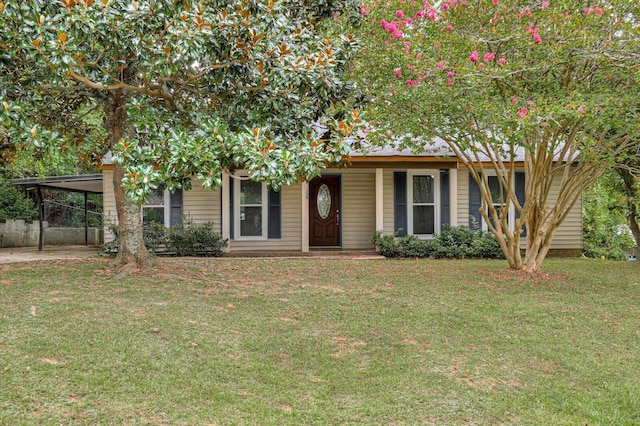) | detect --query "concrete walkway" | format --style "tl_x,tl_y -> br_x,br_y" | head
0,245 -> 101,264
